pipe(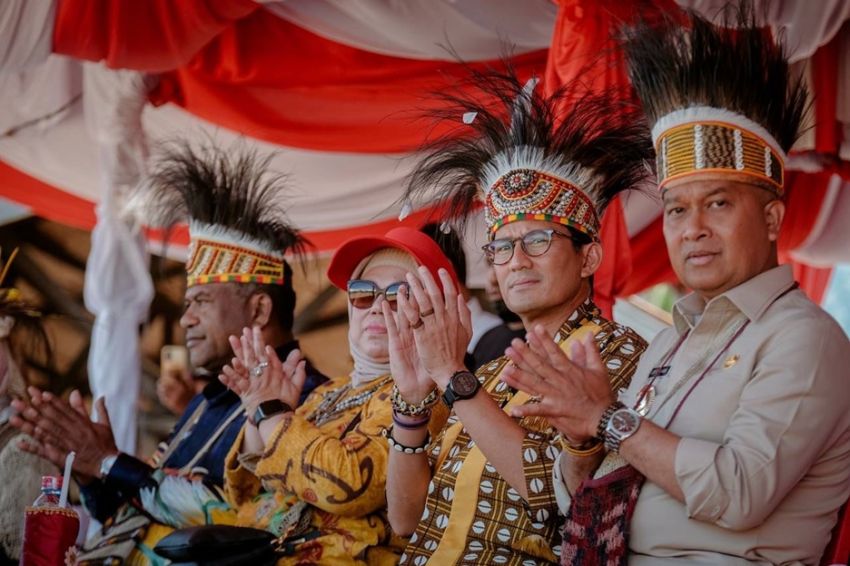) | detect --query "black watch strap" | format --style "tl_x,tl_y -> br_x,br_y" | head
441,370 -> 481,409
249,399 -> 293,427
